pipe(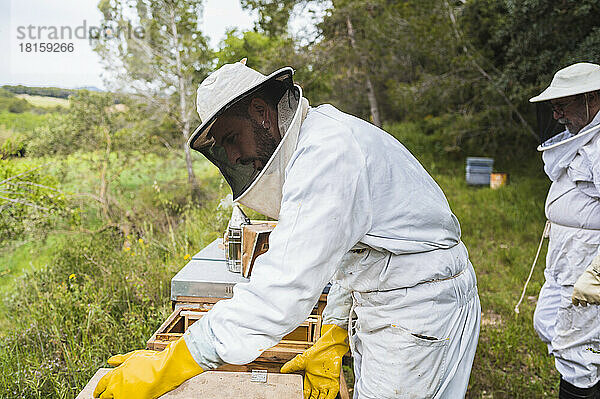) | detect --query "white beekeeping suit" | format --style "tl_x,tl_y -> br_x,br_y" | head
185,61 -> 481,399
533,110 -> 600,388
529,63 -> 600,392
